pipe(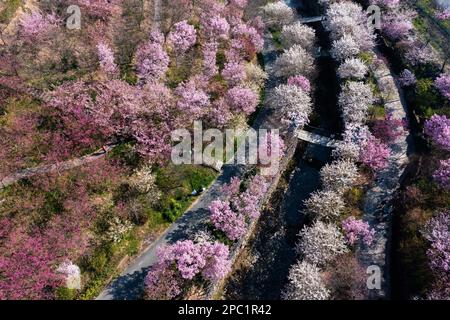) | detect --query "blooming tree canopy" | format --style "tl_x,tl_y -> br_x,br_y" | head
282,261 -> 330,300
136,41 -> 170,83
398,69 -> 417,87
209,200 -> 246,241
168,20 -> 197,54
320,159 -> 359,194
304,190 -> 345,221
331,34 -> 360,62
337,58 -> 368,80
296,221 -> 348,267
269,84 -> 312,128
97,42 -> 118,77
360,136 -> 391,171
422,212 -> 450,276
435,74 -> 450,101
424,115 -> 450,152
434,159 -> 450,190
342,217 -> 375,246
280,22 -> 316,51
338,81 -> 374,123
274,45 -> 315,79
261,1 -> 295,28
287,75 -> 311,92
